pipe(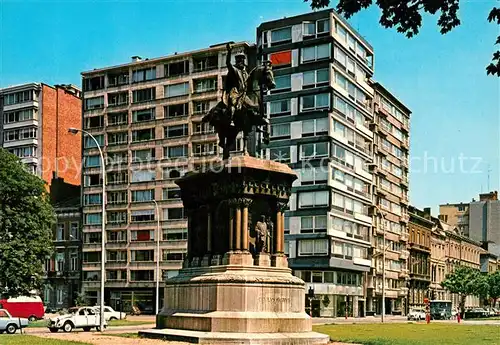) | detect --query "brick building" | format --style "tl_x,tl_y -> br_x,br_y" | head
0,83 -> 82,186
